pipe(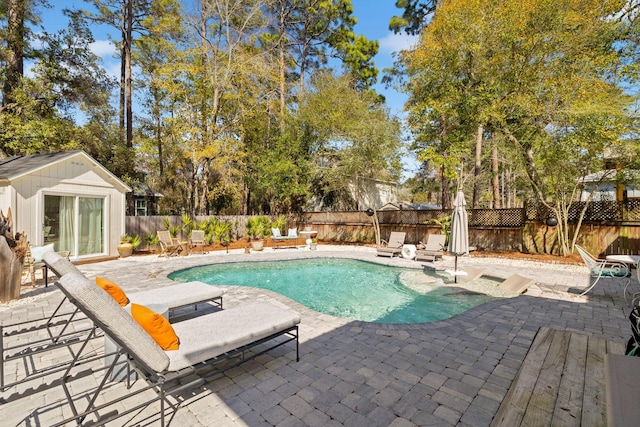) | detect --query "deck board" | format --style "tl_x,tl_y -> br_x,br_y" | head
490,327 -> 624,427
552,332 -> 587,427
